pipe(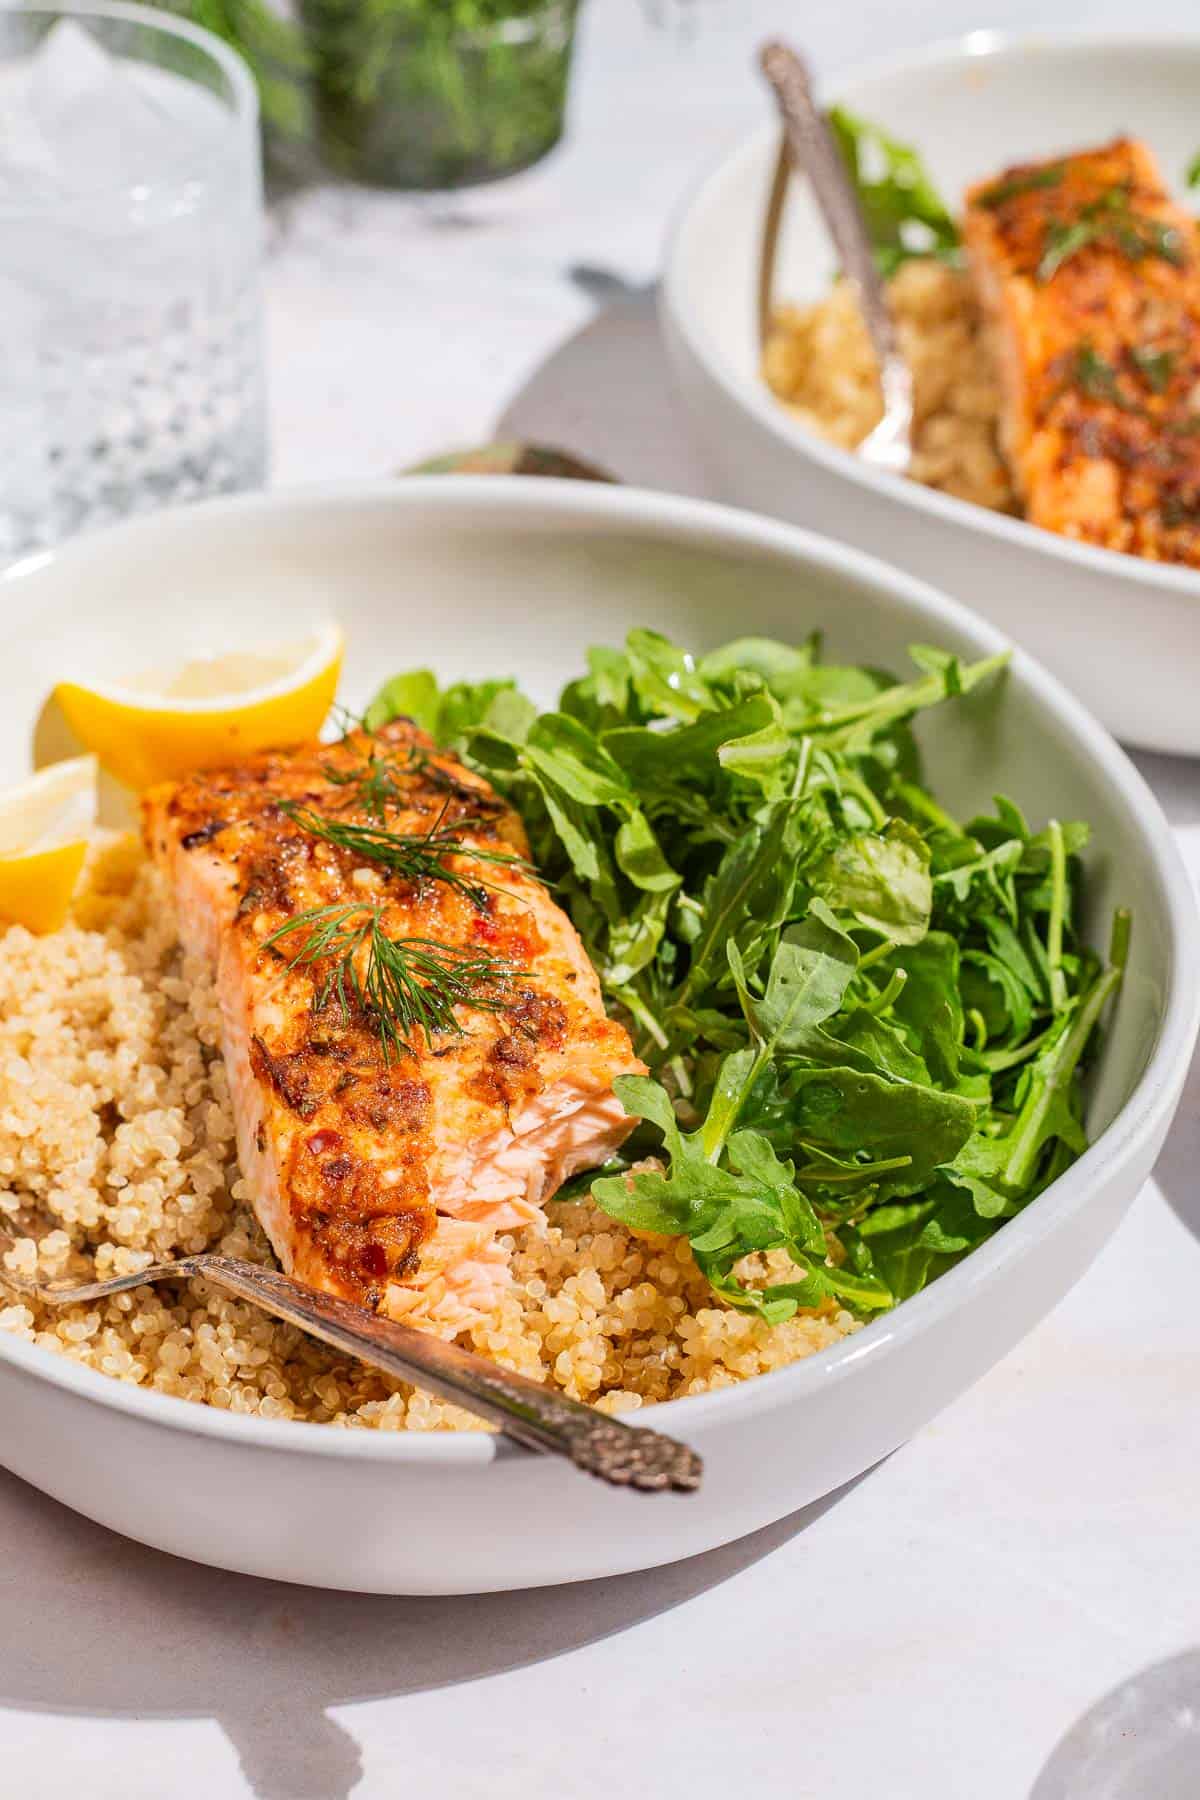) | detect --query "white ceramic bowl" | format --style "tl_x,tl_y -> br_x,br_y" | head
662,33 -> 1200,755
1,479 -> 1196,1594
